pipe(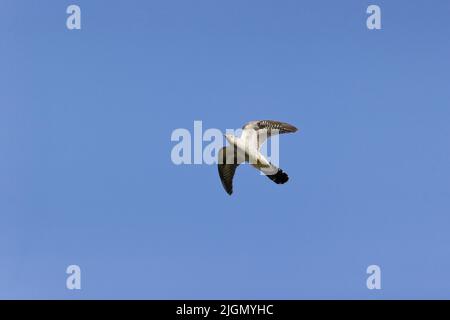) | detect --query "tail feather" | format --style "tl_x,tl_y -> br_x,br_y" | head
266,168 -> 289,184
